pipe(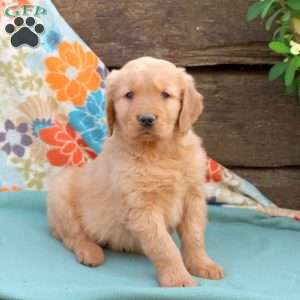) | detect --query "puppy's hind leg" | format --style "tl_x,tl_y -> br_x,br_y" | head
63,228 -> 105,267
48,178 -> 104,267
